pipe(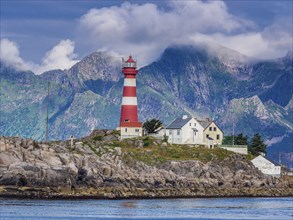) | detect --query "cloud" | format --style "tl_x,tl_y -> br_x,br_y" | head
78,1 -> 253,66
0,38 -> 79,74
2,1 -> 291,73
0,38 -> 32,71
37,39 -> 78,73
78,0 -> 292,65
